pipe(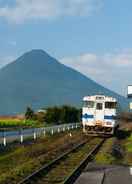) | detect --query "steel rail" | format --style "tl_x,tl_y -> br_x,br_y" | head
18,139 -> 88,184
63,138 -> 105,184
